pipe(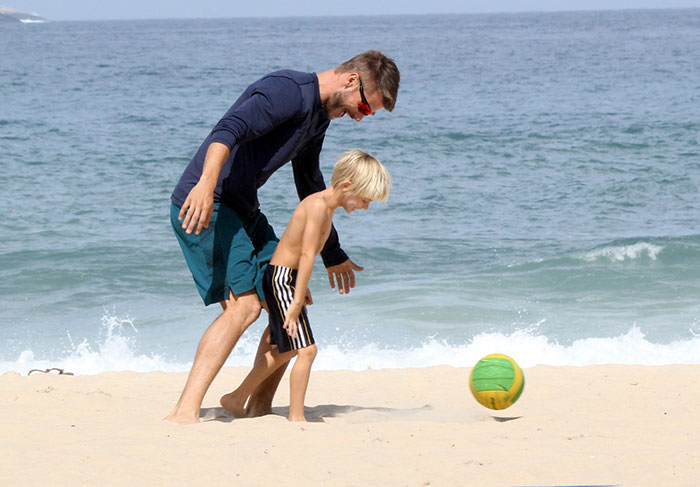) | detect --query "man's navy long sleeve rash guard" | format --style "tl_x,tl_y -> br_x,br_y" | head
171,70 -> 348,267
